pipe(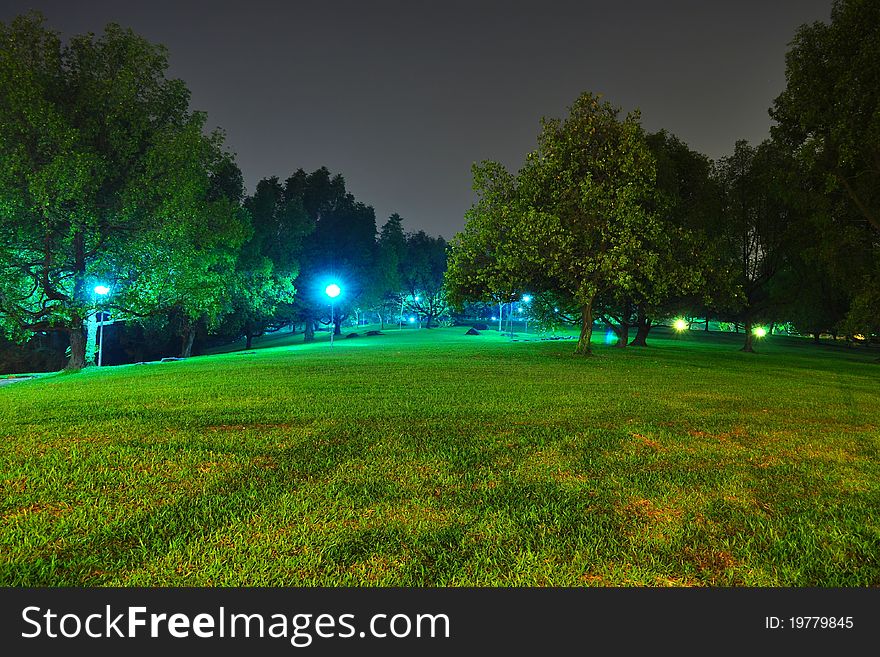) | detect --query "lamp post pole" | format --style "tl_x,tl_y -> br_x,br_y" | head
325,283 -> 341,348
94,285 -> 110,366
330,300 -> 335,347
